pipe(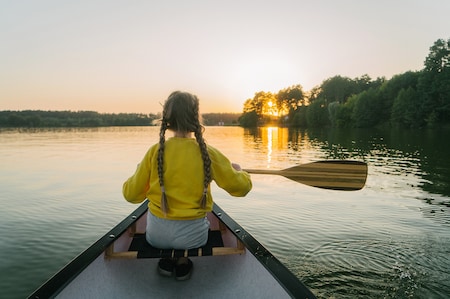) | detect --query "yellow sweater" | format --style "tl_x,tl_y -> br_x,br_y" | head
123,137 -> 252,220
